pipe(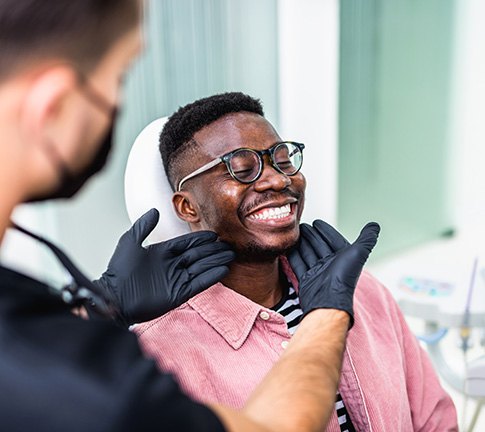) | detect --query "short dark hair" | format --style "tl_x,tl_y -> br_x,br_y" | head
160,92 -> 264,190
0,0 -> 140,81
